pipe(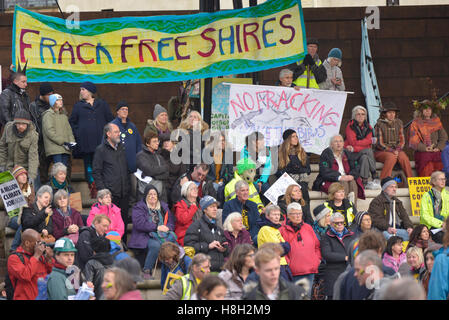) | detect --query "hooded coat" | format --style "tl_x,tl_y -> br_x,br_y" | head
83,252 -> 114,298
0,120 -> 39,179
87,202 -> 124,238
42,107 -> 75,157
